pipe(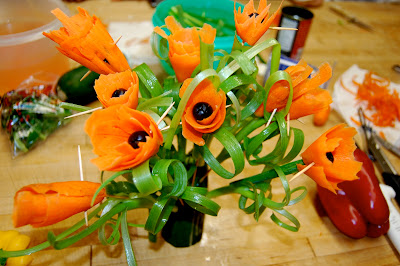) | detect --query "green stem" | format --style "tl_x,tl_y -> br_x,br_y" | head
58,102 -> 92,112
